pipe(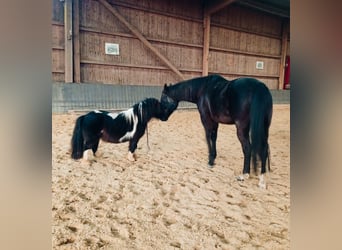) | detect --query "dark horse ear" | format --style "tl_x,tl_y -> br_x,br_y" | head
164,83 -> 172,90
